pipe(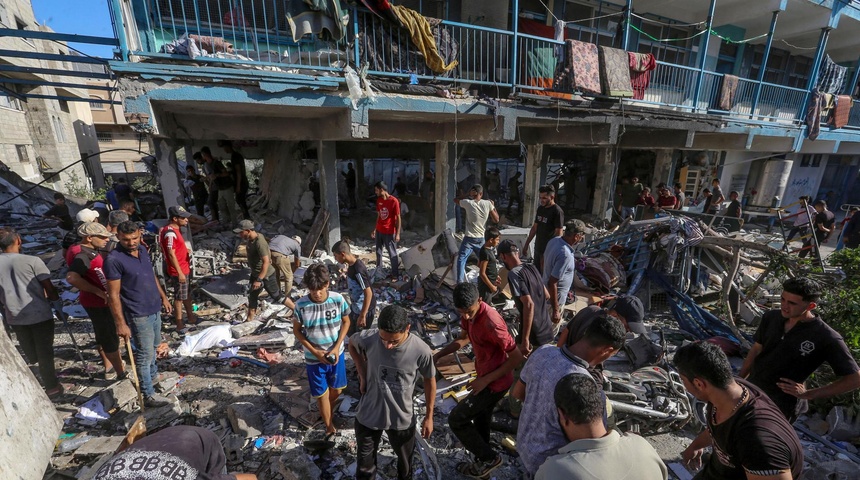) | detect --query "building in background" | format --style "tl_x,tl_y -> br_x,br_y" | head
86,78 -> 152,181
